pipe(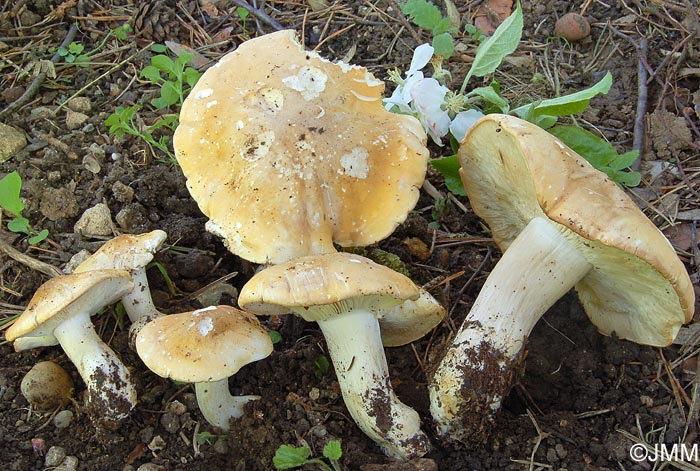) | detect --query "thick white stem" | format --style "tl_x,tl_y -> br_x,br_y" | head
318,309 -> 431,460
194,380 -> 259,430
122,270 -> 161,324
53,312 -> 137,428
429,217 -> 592,443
